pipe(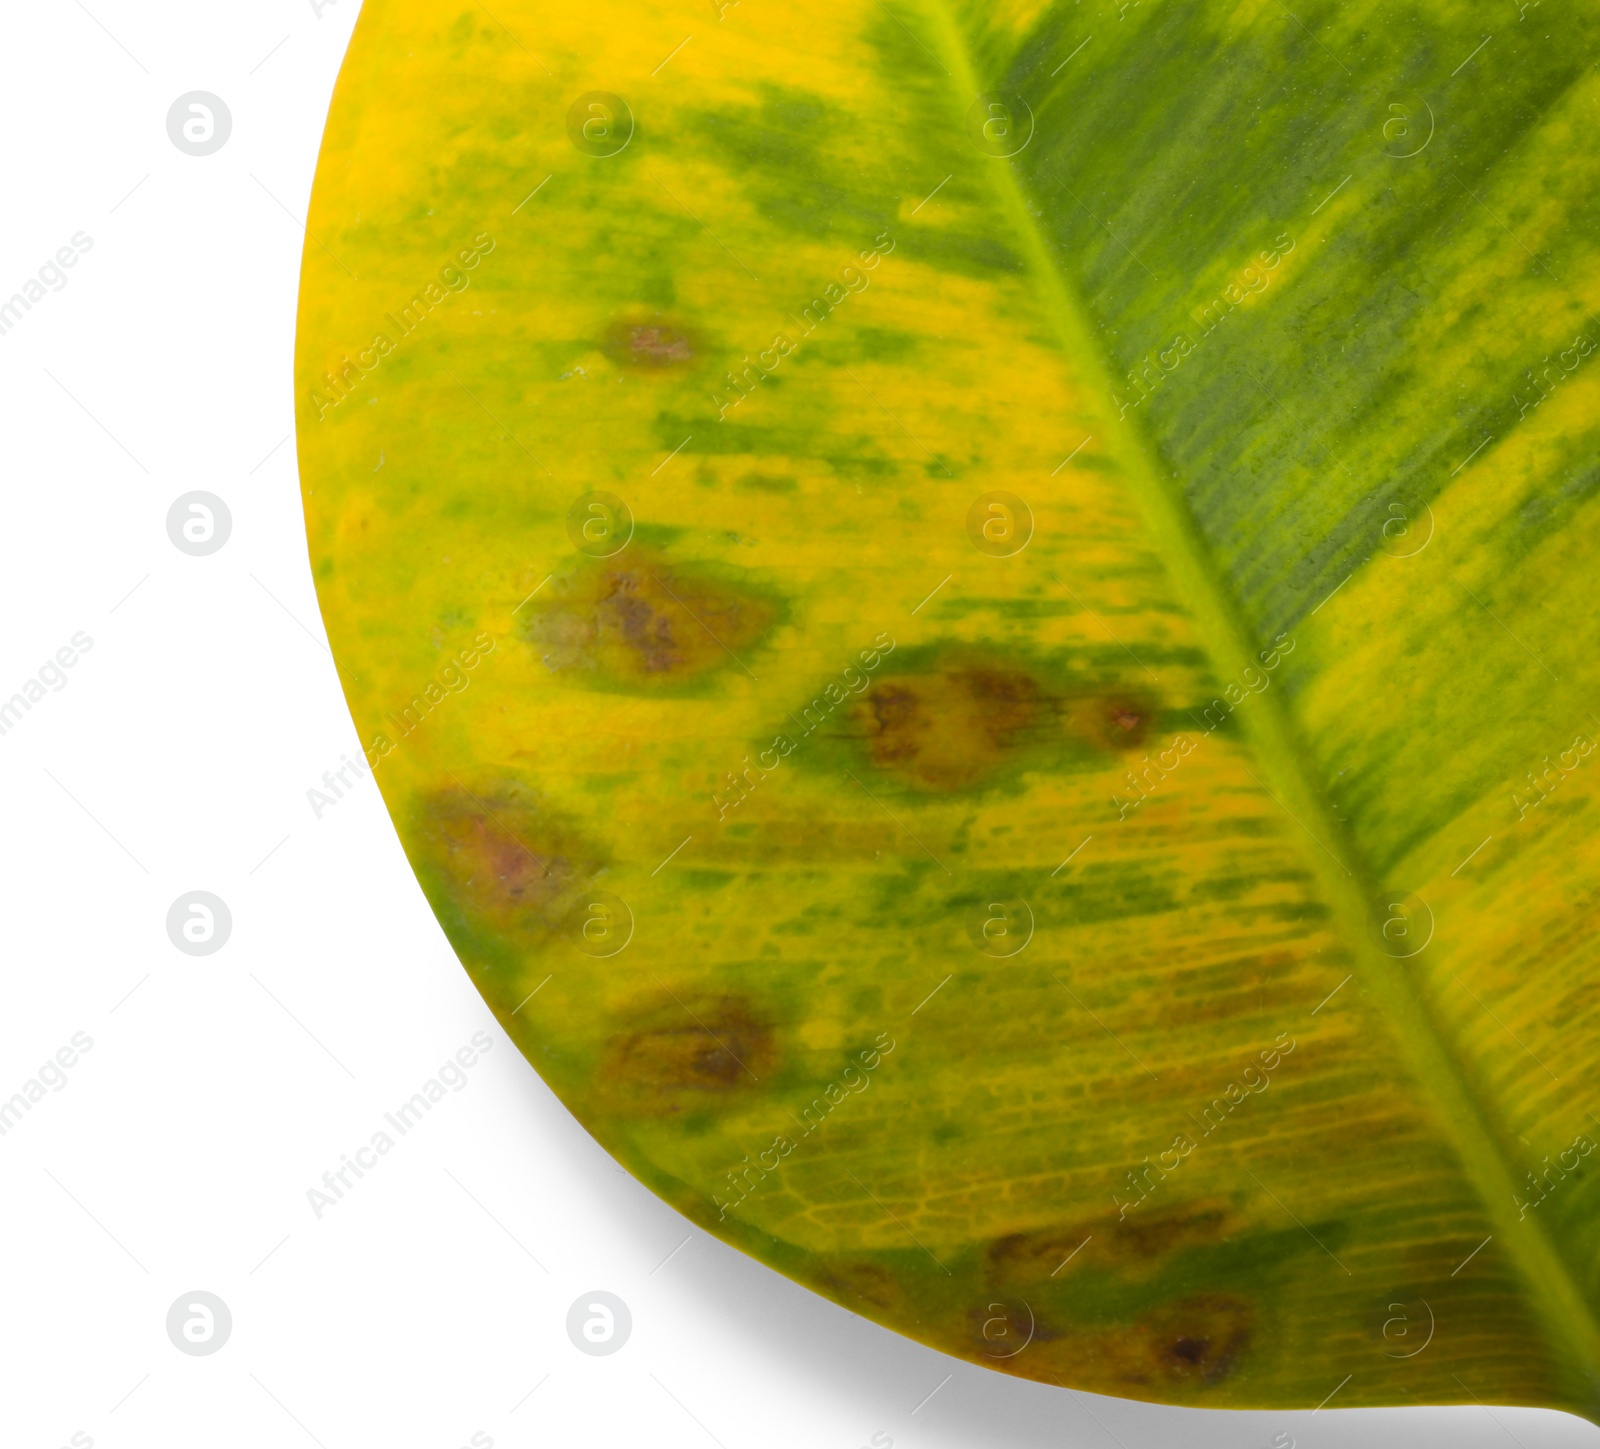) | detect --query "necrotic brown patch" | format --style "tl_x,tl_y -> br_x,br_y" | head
598,995 -> 776,1116
522,550 -> 777,690
601,312 -> 701,371
970,1207 -> 1255,1393
986,1200 -> 1237,1287
413,784 -> 603,938
1143,1295 -> 1252,1385
966,1298 -> 1051,1359
1108,1200 -> 1233,1260
841,653 -> 1160,792
854,665 -> 1046,790
812,1259 -> 905,1313
1070,690 -> 1159,752
947,1287 -> 1252,1395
